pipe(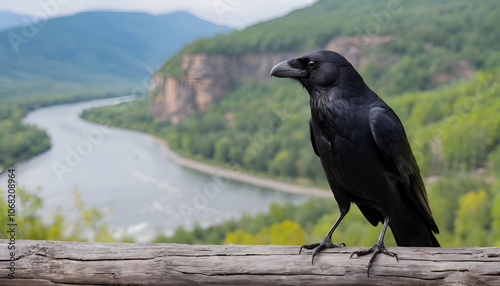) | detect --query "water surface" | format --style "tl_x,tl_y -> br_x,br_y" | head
1,97 -> 307,242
